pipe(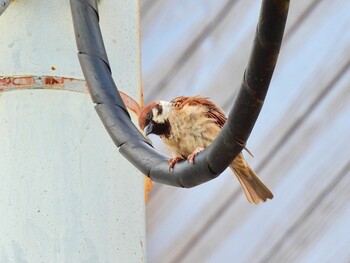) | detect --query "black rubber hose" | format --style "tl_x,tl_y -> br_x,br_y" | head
69,0 -> 289,187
